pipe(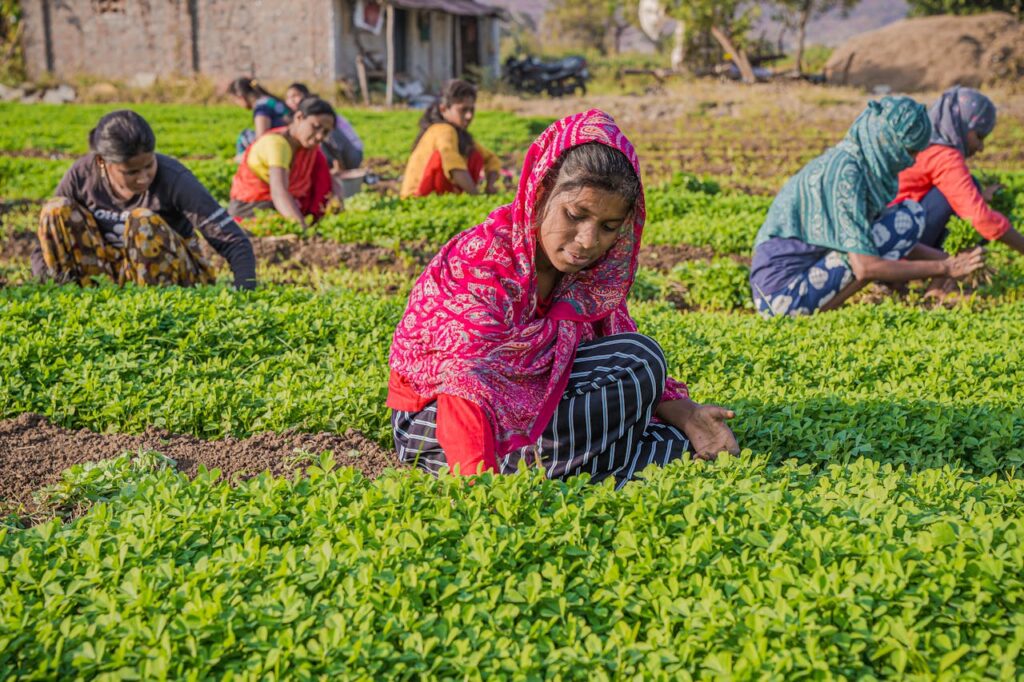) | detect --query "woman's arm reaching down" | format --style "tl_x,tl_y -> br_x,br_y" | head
268,166 -> 307,225
847,247 -> 984,282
